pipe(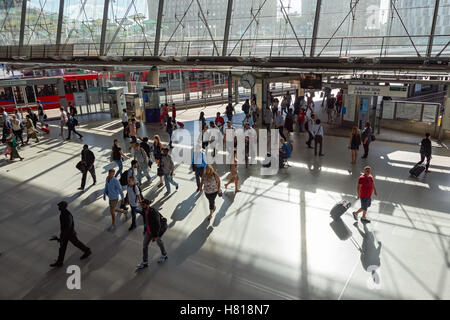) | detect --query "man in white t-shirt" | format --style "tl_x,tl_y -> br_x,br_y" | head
122,109 -> 129,138
59,107 -> 67,138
